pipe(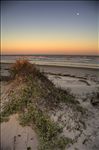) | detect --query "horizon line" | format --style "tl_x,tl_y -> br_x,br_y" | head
1,54 -> 99,56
